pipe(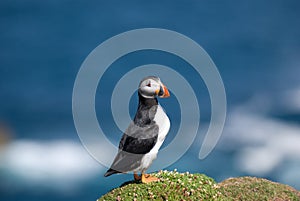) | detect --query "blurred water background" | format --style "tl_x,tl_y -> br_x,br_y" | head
1,0 -> 300,200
